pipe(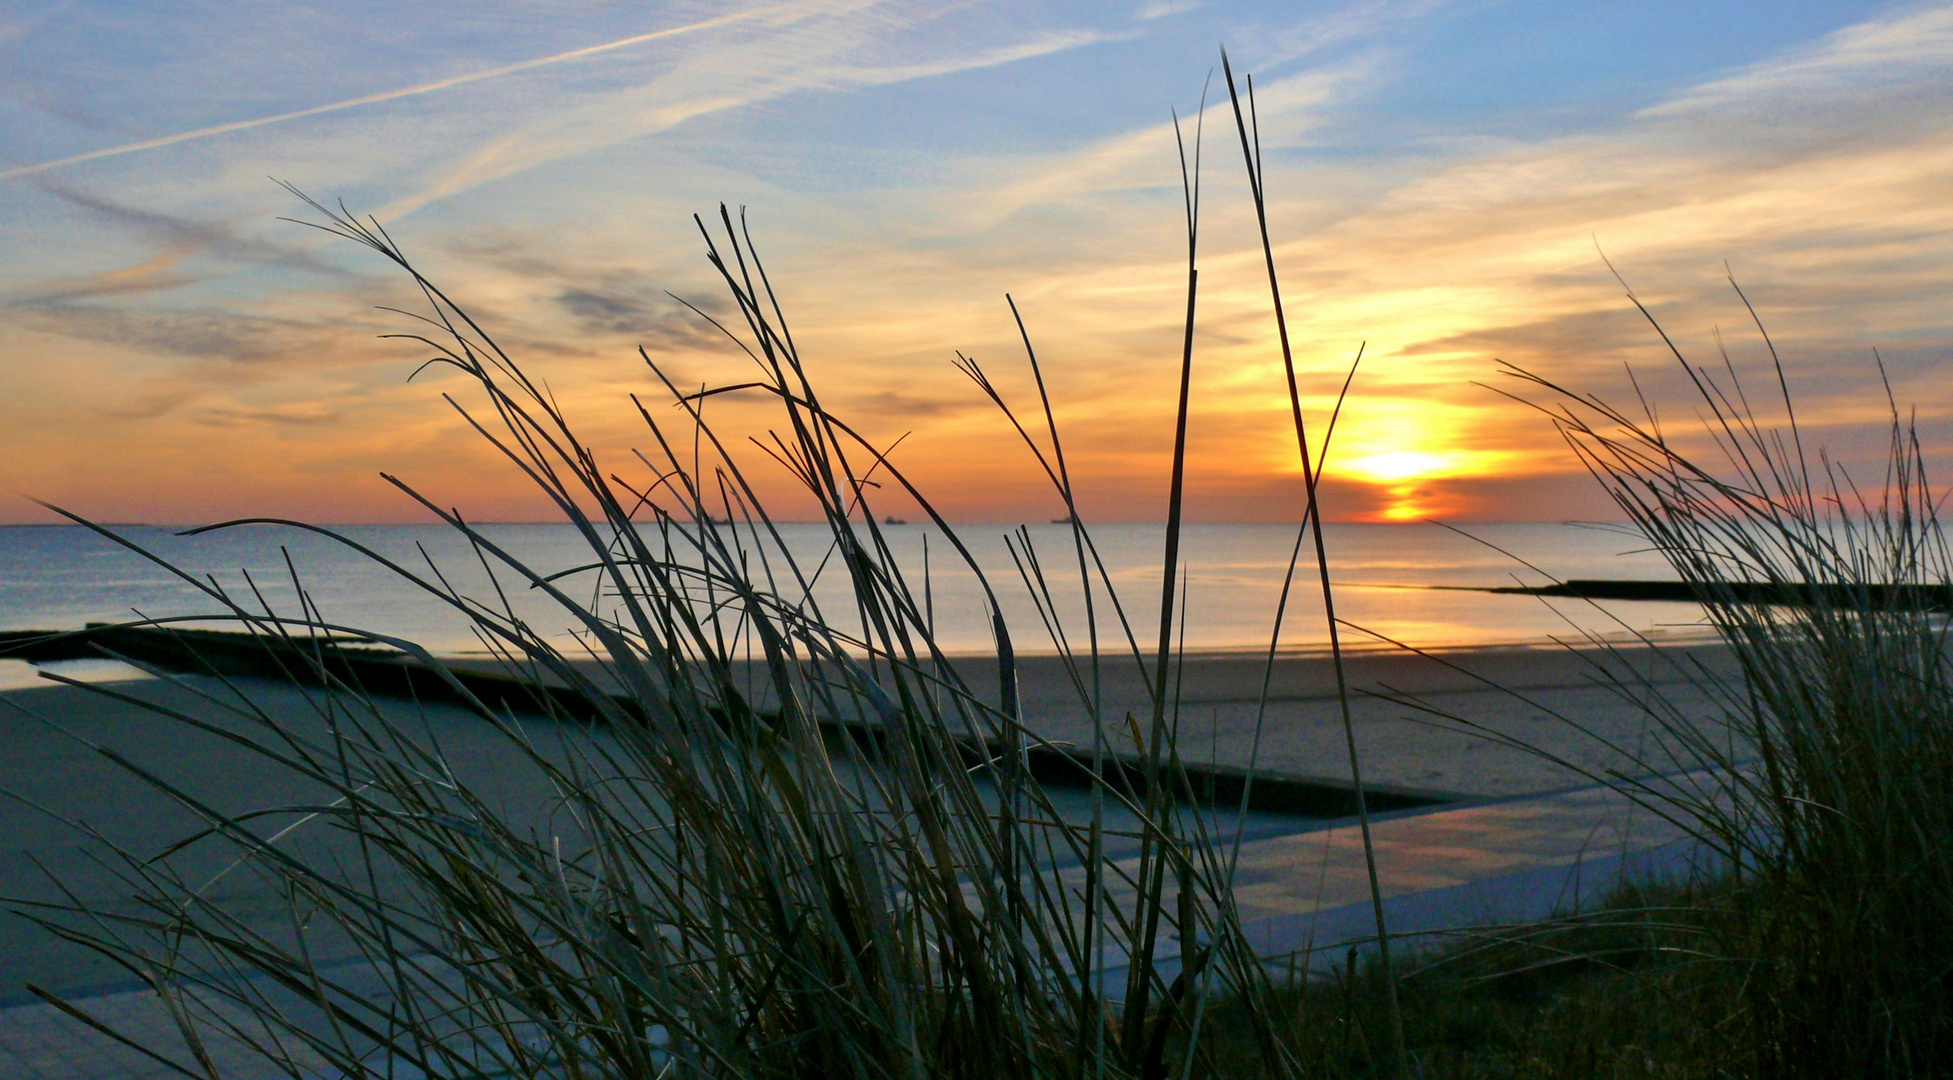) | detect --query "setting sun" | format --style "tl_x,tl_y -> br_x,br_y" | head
1324,434 -> 1524,521
1341,450 -> 1452,484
